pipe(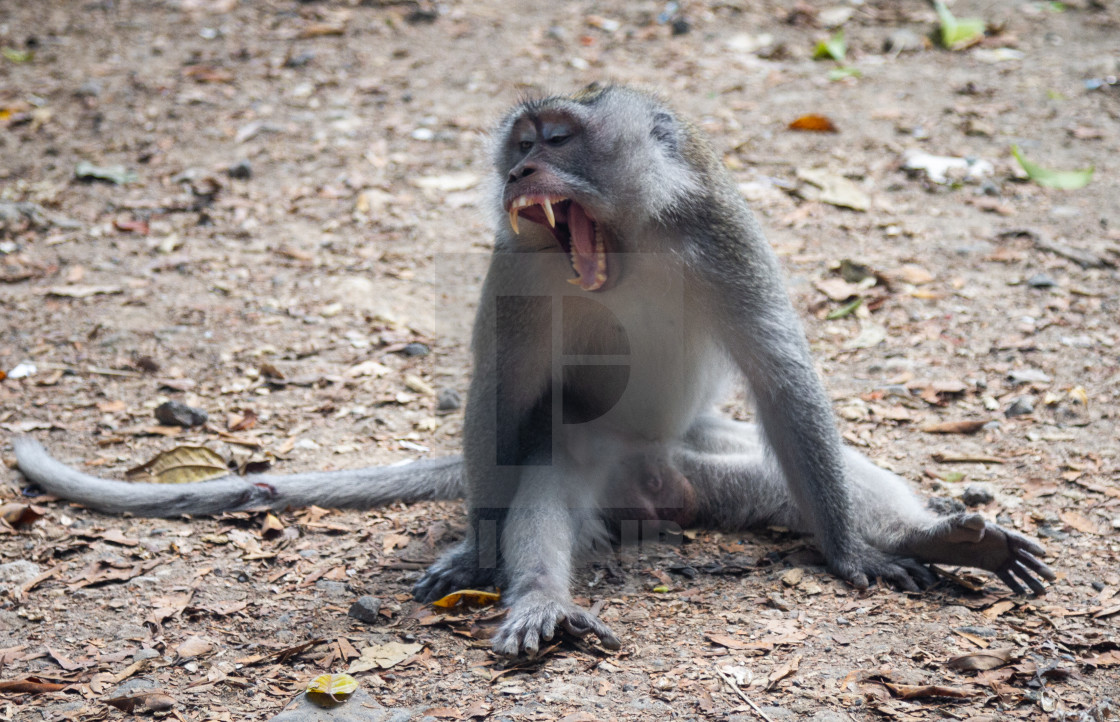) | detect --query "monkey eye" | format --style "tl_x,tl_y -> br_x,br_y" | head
518,140 -> 533,152
545,132 -> 571,146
